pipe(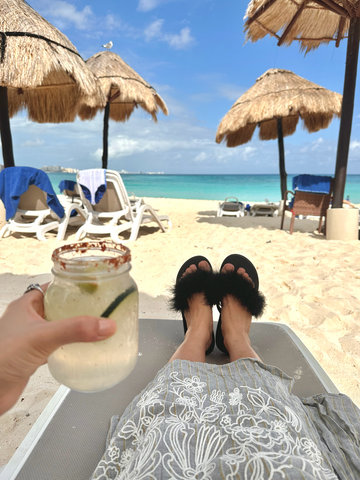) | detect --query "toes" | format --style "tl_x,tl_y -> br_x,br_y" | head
182,264 -> 197,278
222,263 -> 235,273
198,260 -> 210,272
182,260 -> 210,278
237,267 -> 254,286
